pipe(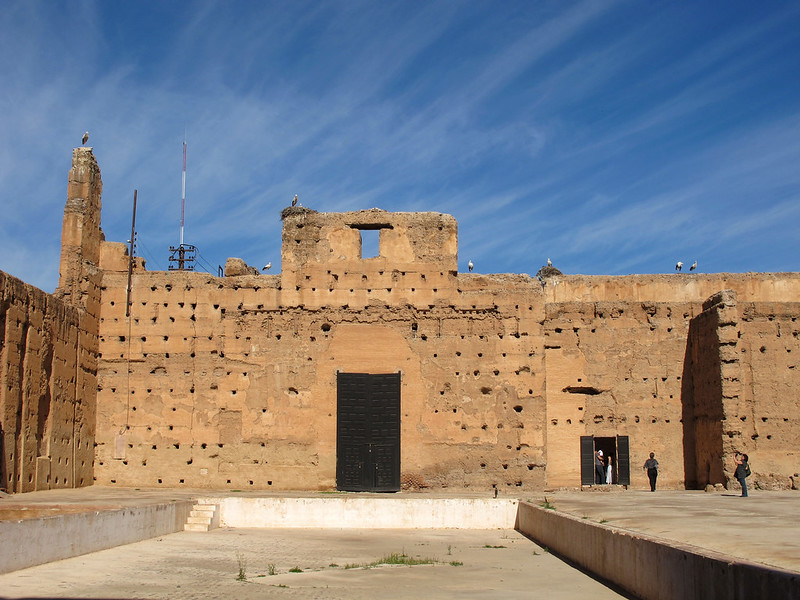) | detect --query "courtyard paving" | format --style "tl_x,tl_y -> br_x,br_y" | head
1,486 -> 798,598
